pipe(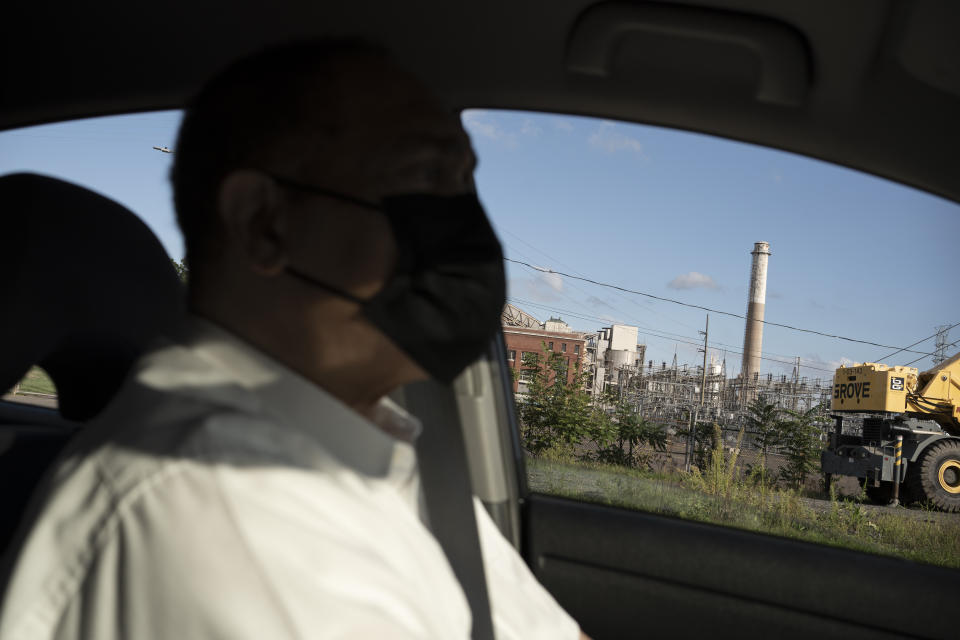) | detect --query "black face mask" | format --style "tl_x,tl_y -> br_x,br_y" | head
269,174 -> 506,383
